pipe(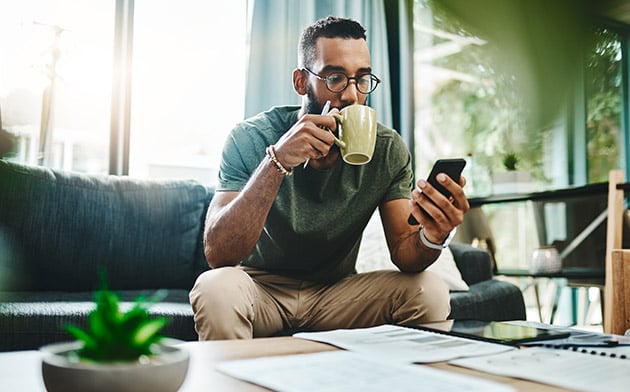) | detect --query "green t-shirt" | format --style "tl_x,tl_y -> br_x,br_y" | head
218,105 -> 413,282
